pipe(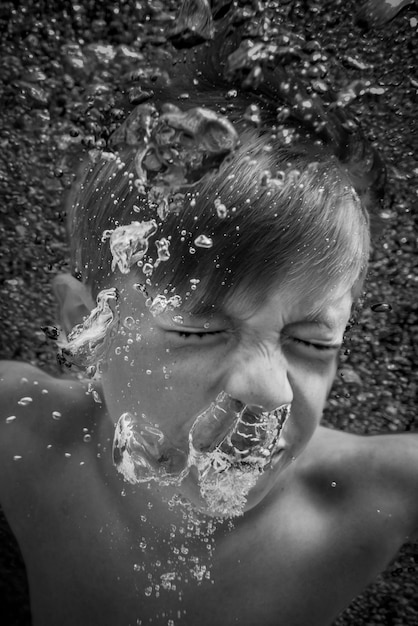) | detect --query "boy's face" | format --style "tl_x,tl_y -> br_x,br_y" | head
101,273 -> 353,517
